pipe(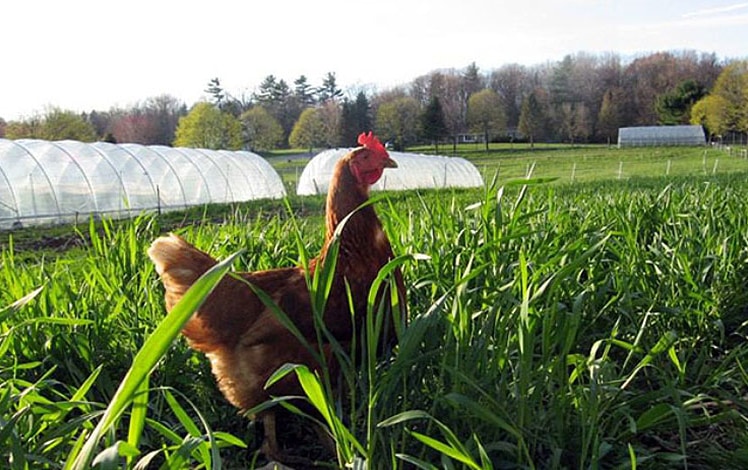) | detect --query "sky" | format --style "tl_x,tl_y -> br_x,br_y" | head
1,0 -> 747,122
